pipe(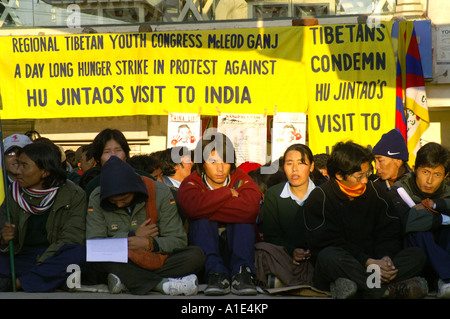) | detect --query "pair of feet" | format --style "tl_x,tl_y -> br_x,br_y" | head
330,276 -> 429,299
205,266 -> 257,296
108,273 -> 199,296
